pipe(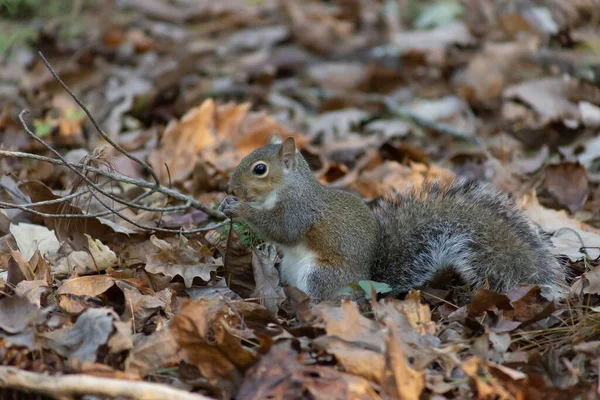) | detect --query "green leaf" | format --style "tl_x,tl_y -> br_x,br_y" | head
590,306 -> 600,313
33,119 -> 53,138
335,282 -> 362,298
414,0 -> 462,29
358,280 -> 392,300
